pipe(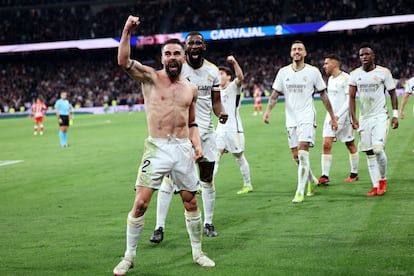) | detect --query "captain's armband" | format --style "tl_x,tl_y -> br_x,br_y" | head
126,60 -> 135,72
212,85 -> 220,93
188,123 -> 198,128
